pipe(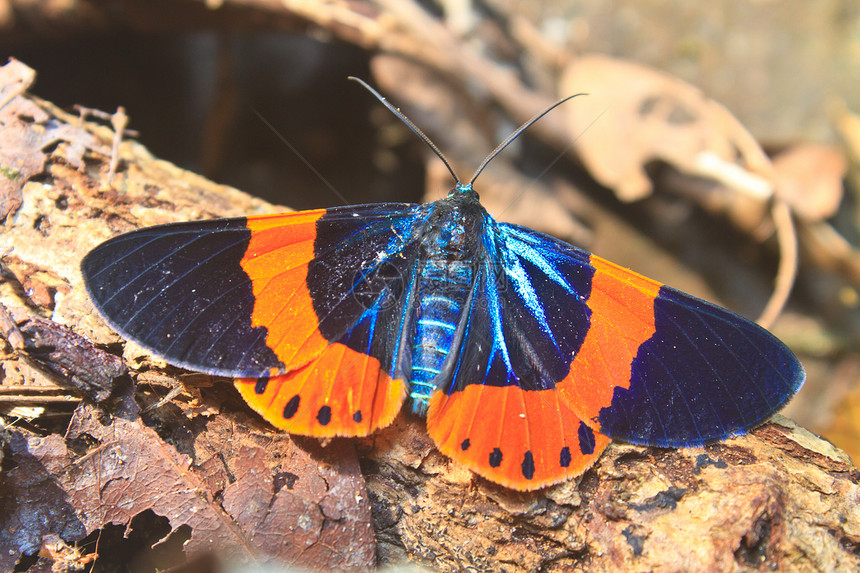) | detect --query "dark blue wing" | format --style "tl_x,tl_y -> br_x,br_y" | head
430,221 -> 804,448
81,203 -> 425,378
